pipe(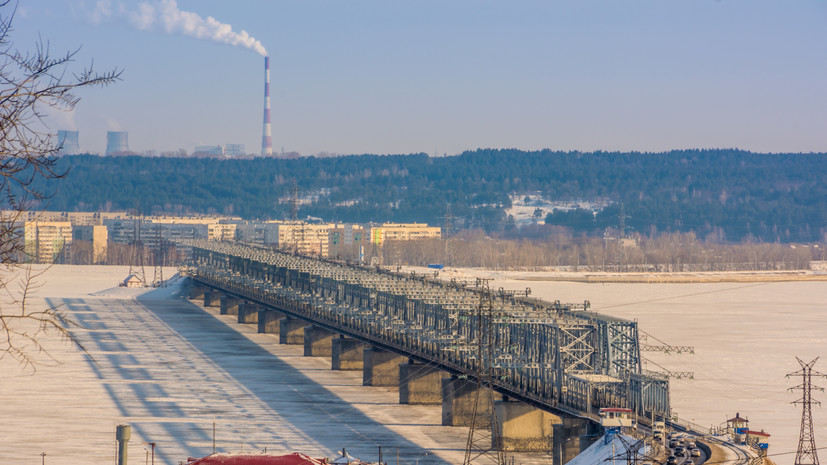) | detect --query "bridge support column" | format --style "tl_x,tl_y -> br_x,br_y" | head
552,416 -> 590,465
279,318 -> 305,345
399,363 -> 445,405
219,296 -> 241,316
238,303 -> 259,324
203,290 -> 223,308
362,347 -> 406,387
332,338 -> 364,370
188,283 -> 208,300
494,400 -> 560,452
441,376 -> 500,427
258,309 -> 285,334
304,326 -> 335,357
